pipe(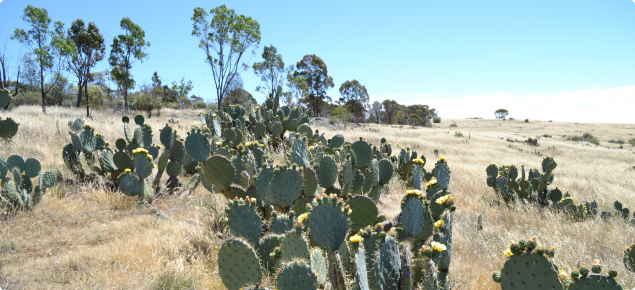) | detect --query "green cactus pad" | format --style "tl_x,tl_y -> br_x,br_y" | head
298,124 -> 312,137
316,155 -> 338,189
293,139 -> 310,167
309,203 -> 349,251
228,204 -> 262,246
277,261 -> 317,290
225,185 -> 248,200
351,140 -> 372,168
355,245 -> 370,290
2,178 -> 23,206
254,122 -> 267,137
258,234 -> 283,275
436,163 -> 450,189
0,117 -> 19,139
302,166 -> 318,197
118,173 -> 140,196
113,151 -> 133,170
70,132 -> 82,152
166,160 -> 182,177
0,157 -> 7,179
169,140 -> 186,161
99,150 -> 116,172
133,153 -> 154,180
281,231 -> 310,262
271,215 -> 294,235
114,138 -> 126,151
499,253 -> 561,290
378,159 -> 393,186
133,115 -> 144,125
79,126 -> 97,153
218,238 -> 263,290
6,155 -> 24,173
256,167 -> 275,204
185,131 -> 210,162
292,196 -> 313,216
42,169 -> 61,188
568,273 -> 622,290
269,168 -> 304,207
329,134 -> 345,149
159,125 -> 176,149
271,122 -> 283,135
402,198 -> 426,237
203,155 -> 234,191
346,196 -> 378,232
23,158 -> 41,178
310,249 -> 327,284
0,89 -> 11,108
624,245 -> 635,271
378,235 -> 401,290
